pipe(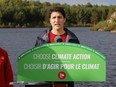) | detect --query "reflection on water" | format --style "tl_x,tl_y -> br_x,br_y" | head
0,27 -> 116,87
